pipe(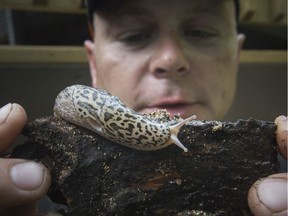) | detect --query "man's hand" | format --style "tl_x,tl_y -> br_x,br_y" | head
0,103 -> 51,216
248,116 -> 287,216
